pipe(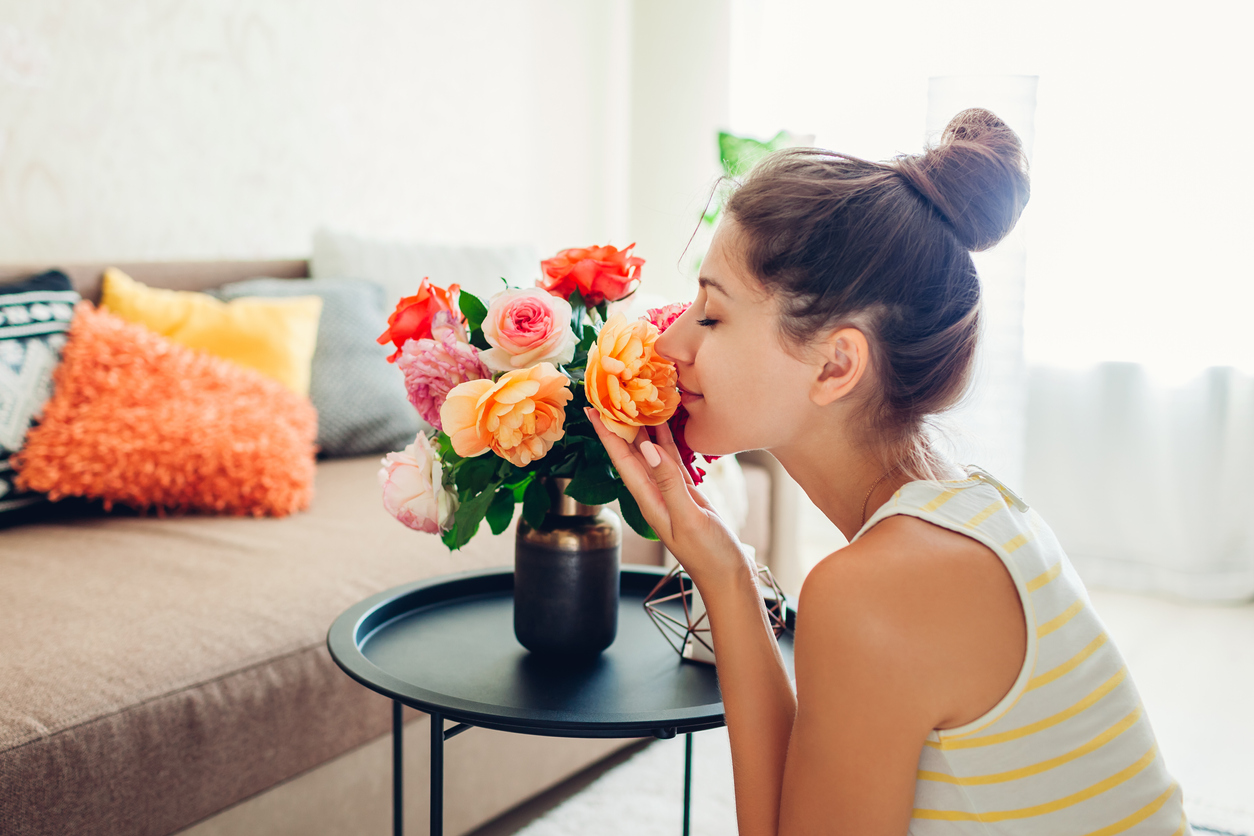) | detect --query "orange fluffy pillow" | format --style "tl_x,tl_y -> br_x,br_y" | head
14,303 -> 317,517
